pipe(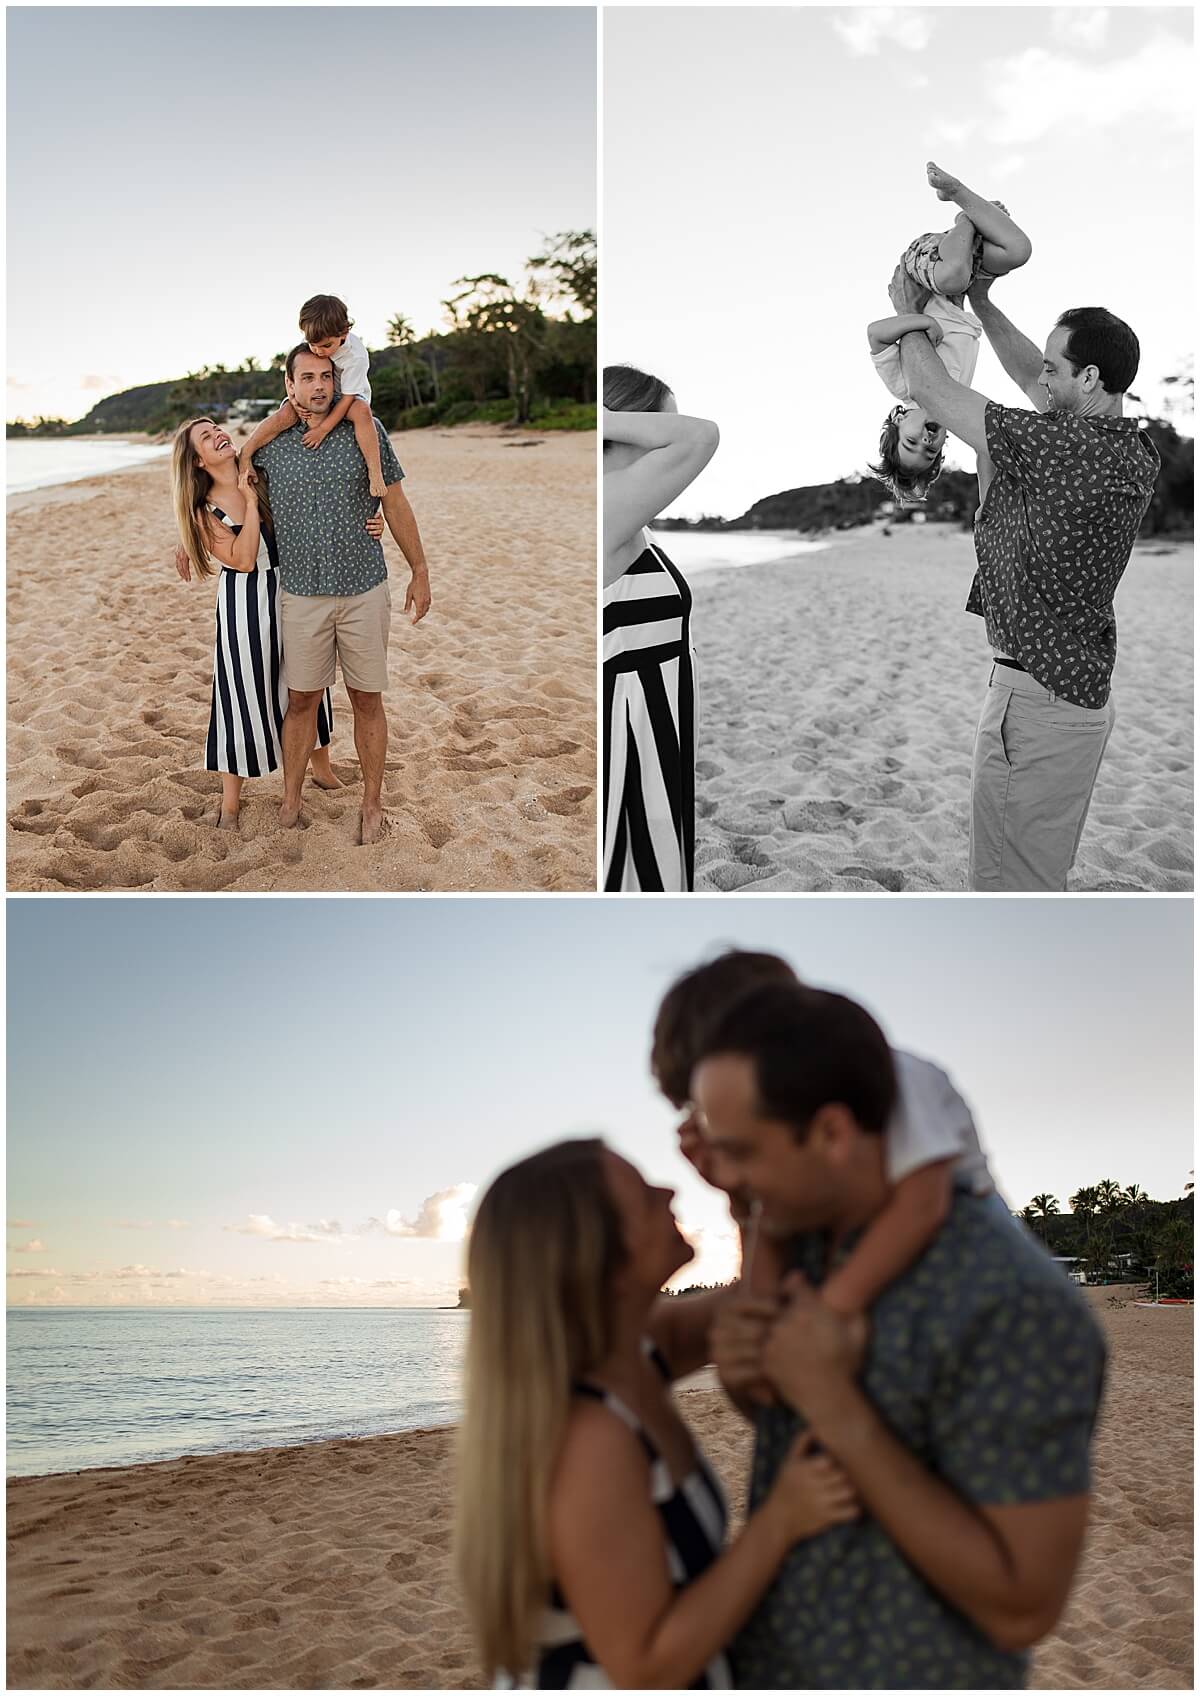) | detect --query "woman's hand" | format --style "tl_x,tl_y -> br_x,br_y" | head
174,545 -> 191,583
765,1431 -> 861,1541
365,510 -> 385,539
238,459 -> 258,492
